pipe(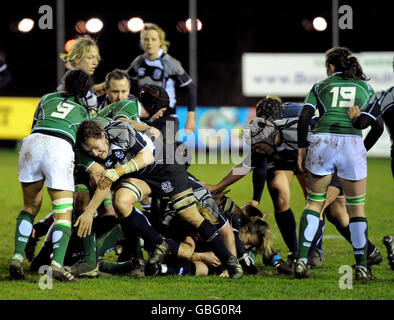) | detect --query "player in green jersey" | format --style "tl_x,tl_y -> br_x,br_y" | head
9,69 -> 93,282
296,47 -> 376,280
